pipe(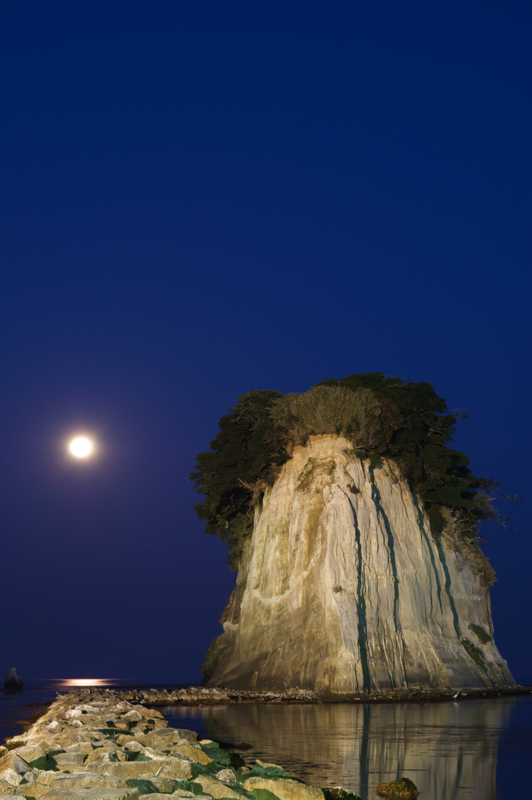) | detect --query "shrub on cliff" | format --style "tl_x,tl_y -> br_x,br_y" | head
191,373 -> 517,568
190,390 -> 290,565
269,385 -> 382,449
